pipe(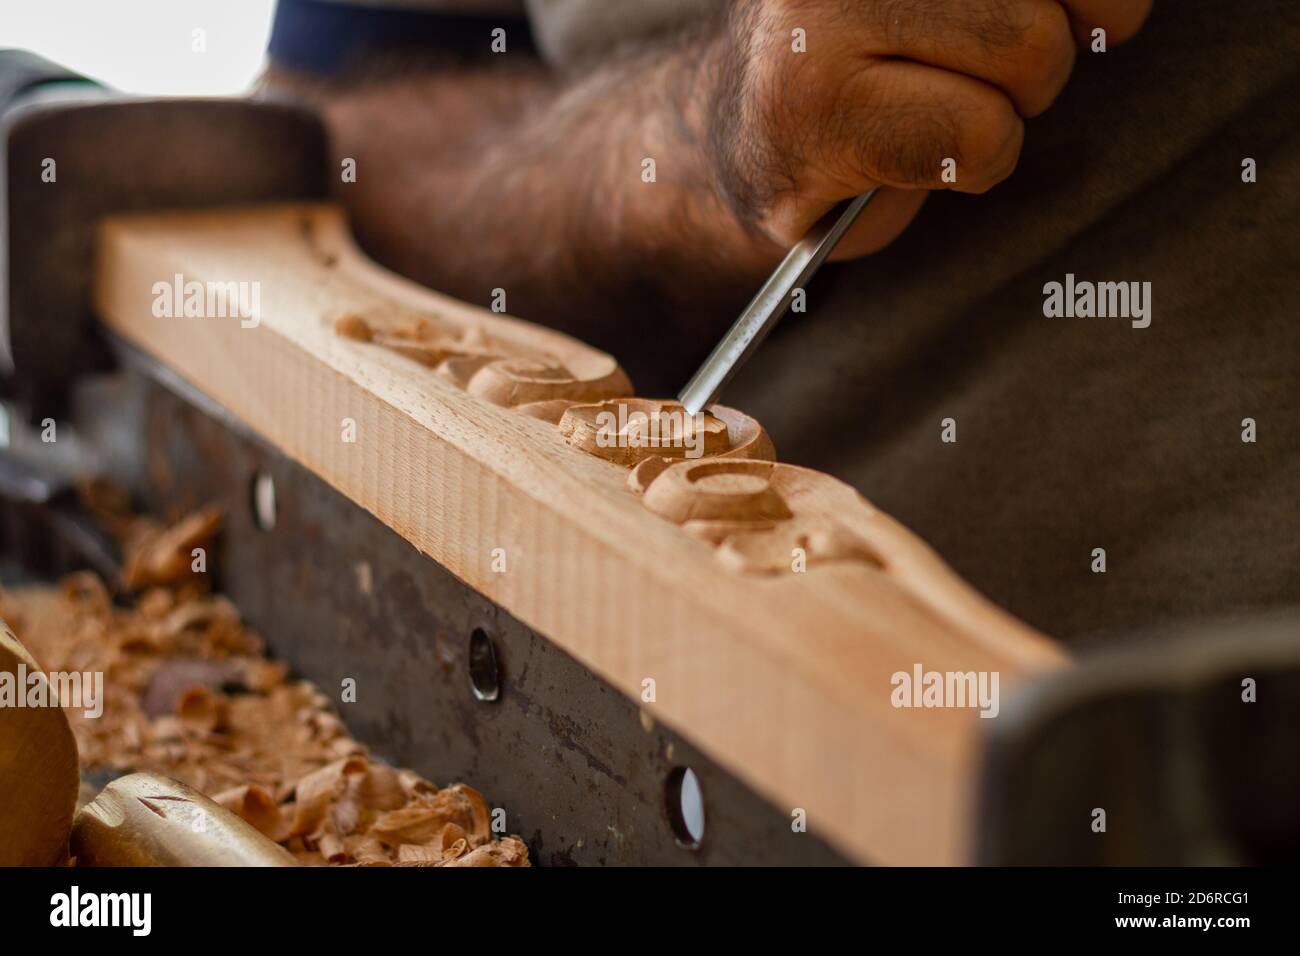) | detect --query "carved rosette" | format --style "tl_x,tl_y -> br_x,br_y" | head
335,307 -> 876,575
634,458 -> 881,574
333,310 -> 631,413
